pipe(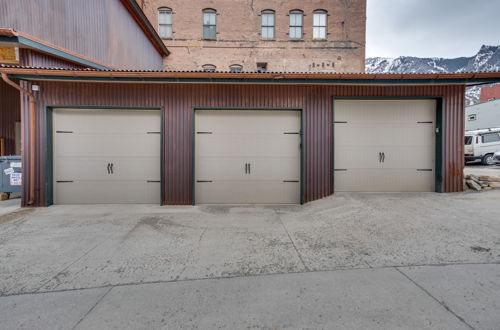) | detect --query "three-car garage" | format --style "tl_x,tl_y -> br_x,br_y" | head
47,98 -> 440,205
